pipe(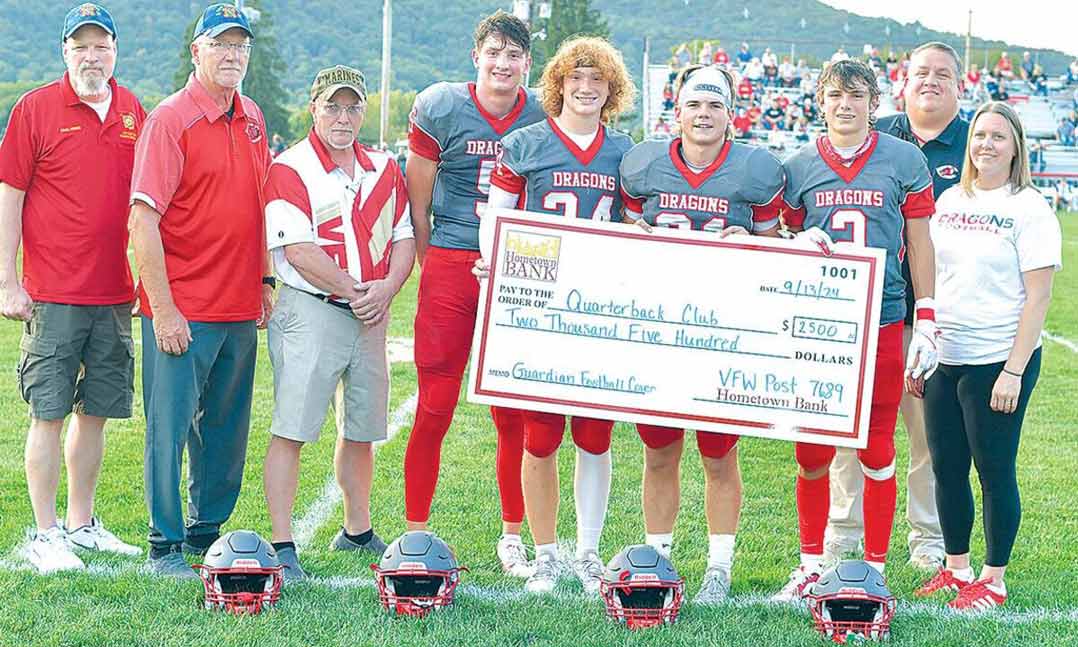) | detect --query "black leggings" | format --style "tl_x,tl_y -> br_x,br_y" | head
923,349 -> 1041,567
